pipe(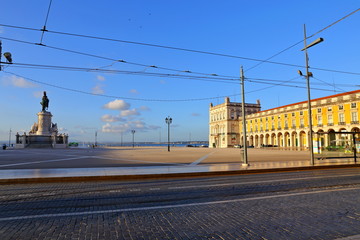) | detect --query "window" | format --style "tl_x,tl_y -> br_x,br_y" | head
272,116 -> 274,120
317,108 -> 322,113
317,115 -> 322,124
292,112 -> 295,117
351,112 -> 358,122
339,105 -> 344,110
351,103 -> 357,109
328,115 -> 333,123
300,118 -> 304,127
285,114 -> 288,118
327,107 -> 332,112
292,120 -> 296,127
339,113 -> 345,123
300,111 -> 303,116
